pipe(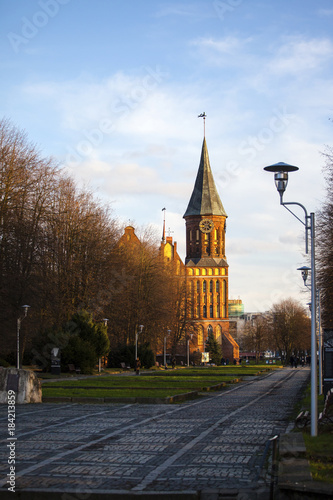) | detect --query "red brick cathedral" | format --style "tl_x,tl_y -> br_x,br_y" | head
161,138 -> 239,361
